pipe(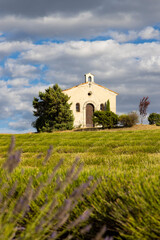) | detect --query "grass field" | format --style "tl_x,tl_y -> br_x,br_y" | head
0,126 -> 160,239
